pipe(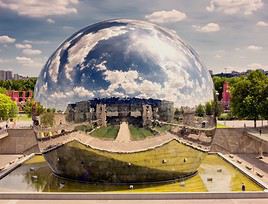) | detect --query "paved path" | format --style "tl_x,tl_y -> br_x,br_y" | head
0,155 -> 22,169
115,122 -> 131,143
218,120 -> 268,128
